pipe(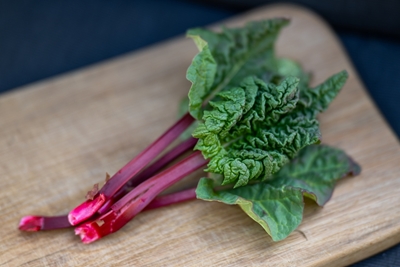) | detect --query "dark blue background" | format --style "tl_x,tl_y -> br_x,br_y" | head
1,1 -> 399,265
